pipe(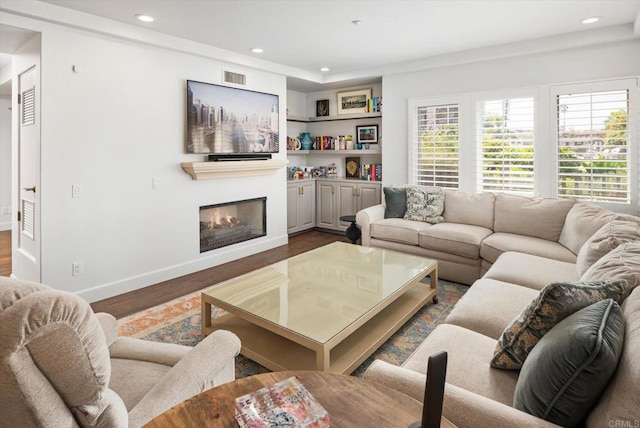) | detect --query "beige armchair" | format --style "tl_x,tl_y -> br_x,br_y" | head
0,276 -> 241,427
